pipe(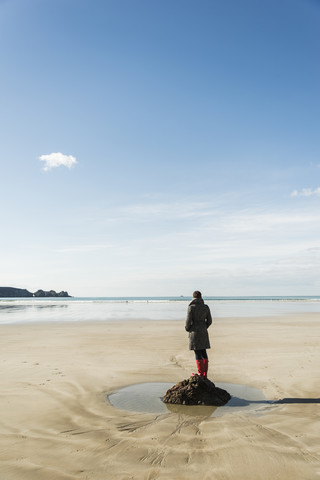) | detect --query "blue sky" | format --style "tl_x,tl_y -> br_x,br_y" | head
1,0 -> 320,296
